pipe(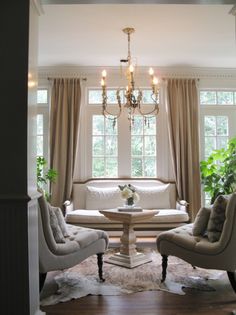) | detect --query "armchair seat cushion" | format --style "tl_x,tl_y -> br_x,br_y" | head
67,224 -> 108,249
